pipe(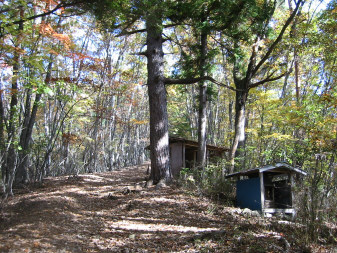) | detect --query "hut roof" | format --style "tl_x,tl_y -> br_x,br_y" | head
169,136 -> 230,152
225,162 -> 307,178
145,136 -> 229,152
